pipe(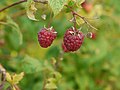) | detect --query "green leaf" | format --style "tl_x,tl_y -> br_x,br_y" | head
12,72 -> 24,84
66,1 -> 75,12
45,82 -> 57,89
53,71 -> 62,81
47,78 -> 57,83
21,55 -> 43,74
48,0 -> 67,16
33,82 -> 43,90
26,0 -> 38,21
68,0 -> 75,6
7,16 -> 23,46
46,46 -> 60,58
